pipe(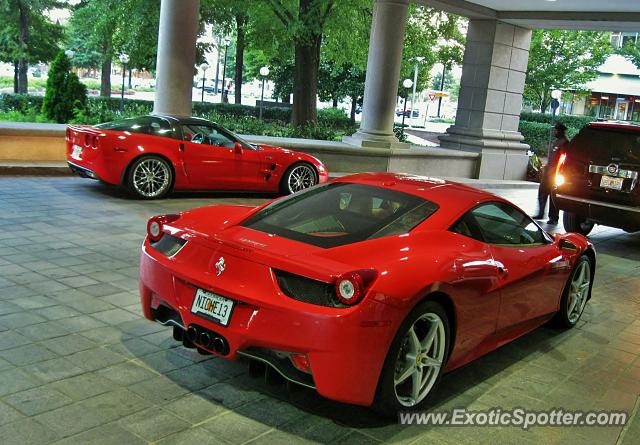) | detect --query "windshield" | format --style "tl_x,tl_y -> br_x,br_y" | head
242,182 -> 438,248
